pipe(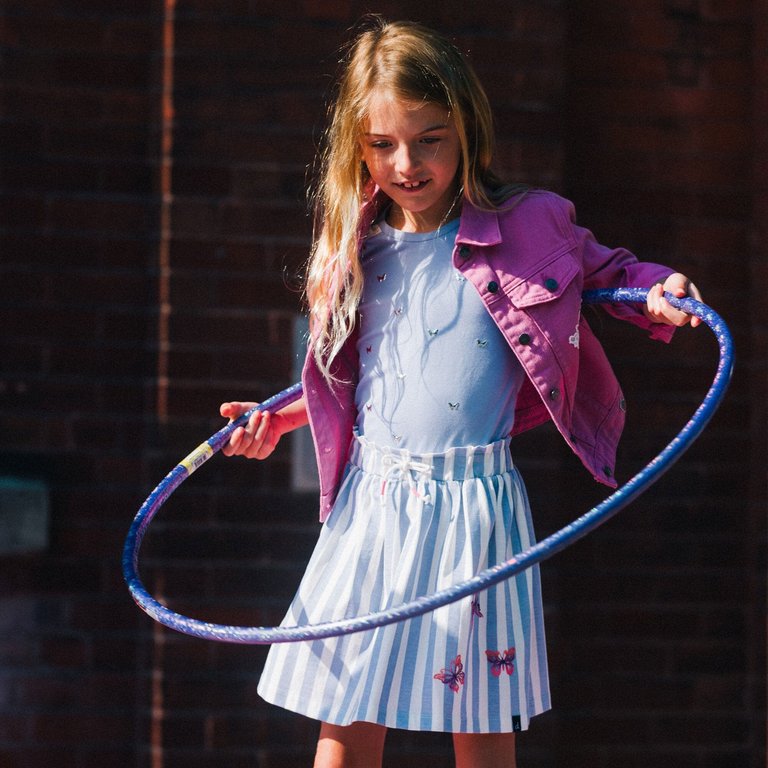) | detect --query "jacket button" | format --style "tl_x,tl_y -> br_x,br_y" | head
518,333 -> 531,345
603,465 -> 613,478
459,245 -> 471,259
544,278 -> 559,292
487,280 -> 499,293
549,387 -> 560,401
619,397 -> 627,411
